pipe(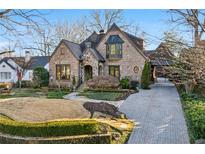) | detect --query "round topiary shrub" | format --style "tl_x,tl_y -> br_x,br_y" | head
86,76 -> 120,89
